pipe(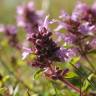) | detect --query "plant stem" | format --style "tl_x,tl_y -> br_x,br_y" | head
49,65 -> 81,94
58,77 -> 82,95
83,55 -> 95,72
70,63 -> 96,89
78,40 -> 95,72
